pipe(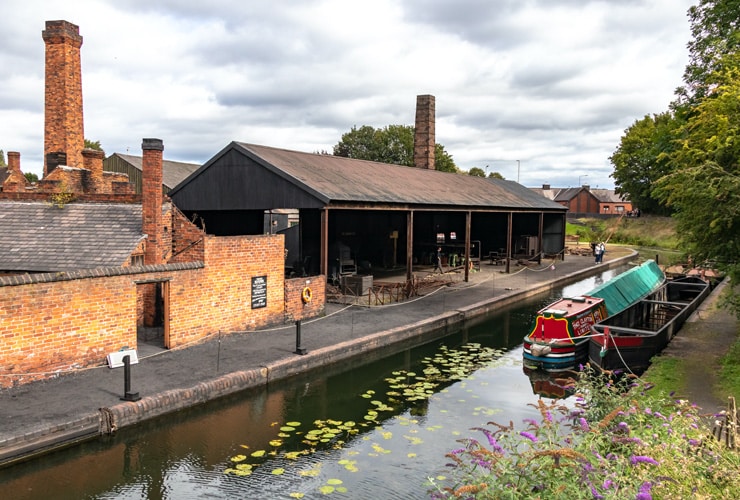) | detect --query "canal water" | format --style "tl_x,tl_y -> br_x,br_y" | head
0,268 -> 626,500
